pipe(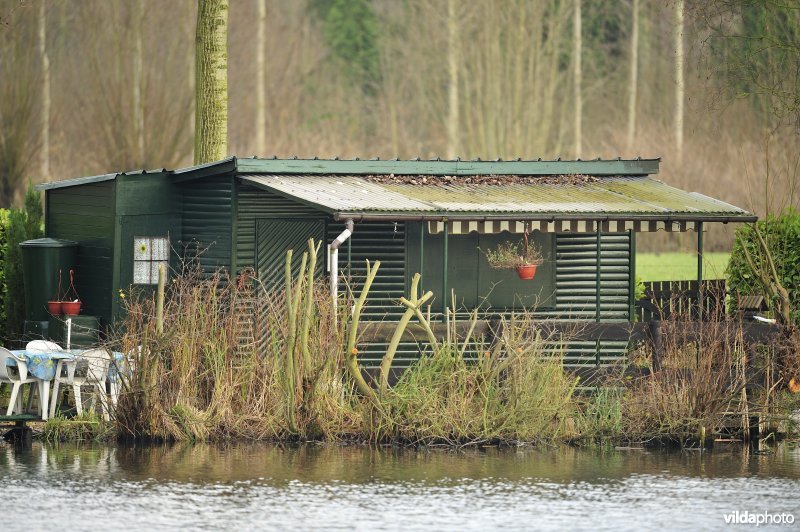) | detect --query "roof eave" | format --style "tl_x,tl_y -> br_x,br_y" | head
234,157 -> 661,176
36,168 -> 168,191
171,157 -> 237,182
332,211 -> 758,223
237,175 -> 337,214
37,172 -> 119,191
